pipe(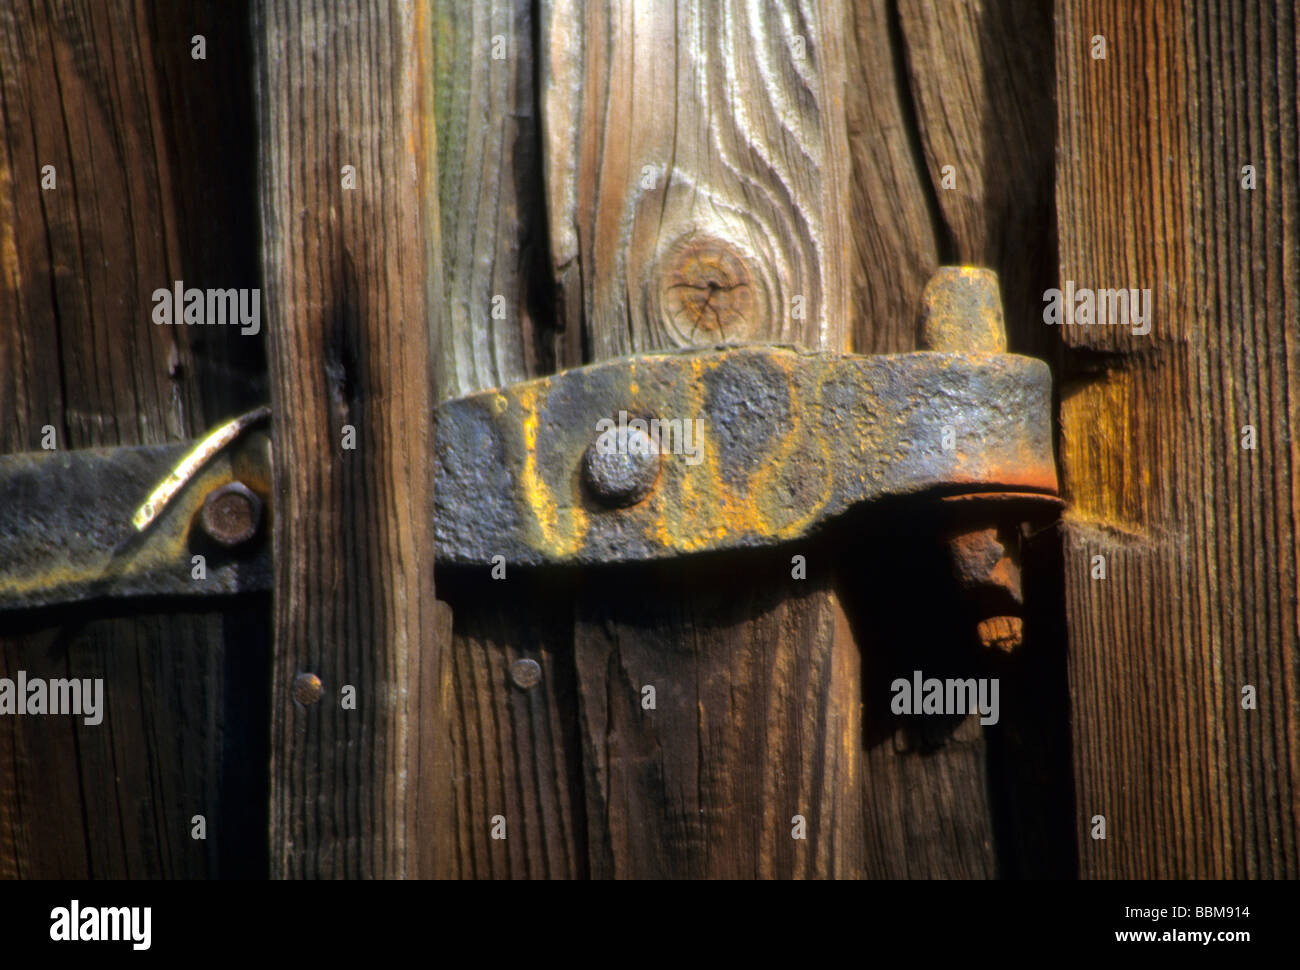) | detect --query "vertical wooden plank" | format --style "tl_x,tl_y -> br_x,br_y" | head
433,0 -> 558,398
544,0 -> 851,357
431,0 -> 586,879
541,0 -> 966,879
880,0 -> 1074,877
895,0 -> 1060,361
0,0 -> 267,878
842,0 -> 940,354
1056,0 -> 1299,877
255,0 -> 443,878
